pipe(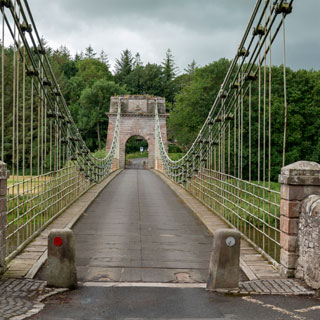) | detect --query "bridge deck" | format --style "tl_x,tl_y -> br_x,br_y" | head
73,169 -> 213,283
4,168 -> 279,282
